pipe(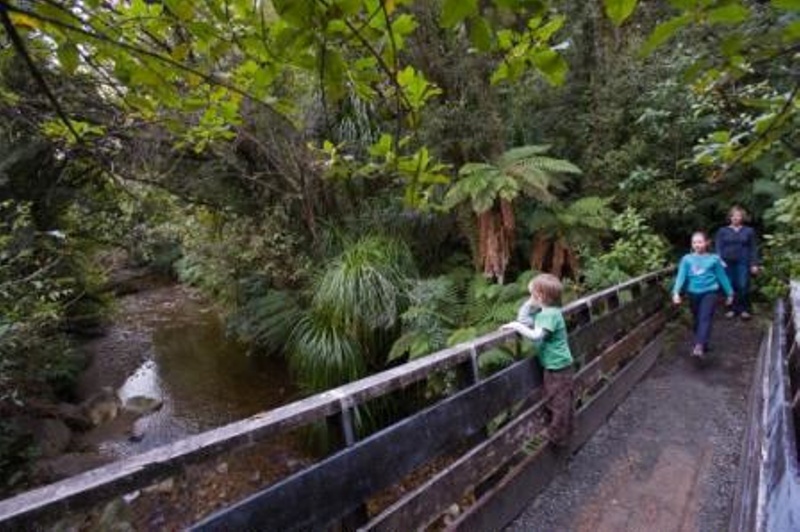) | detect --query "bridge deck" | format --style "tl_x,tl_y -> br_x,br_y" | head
507,315 -> 763,532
